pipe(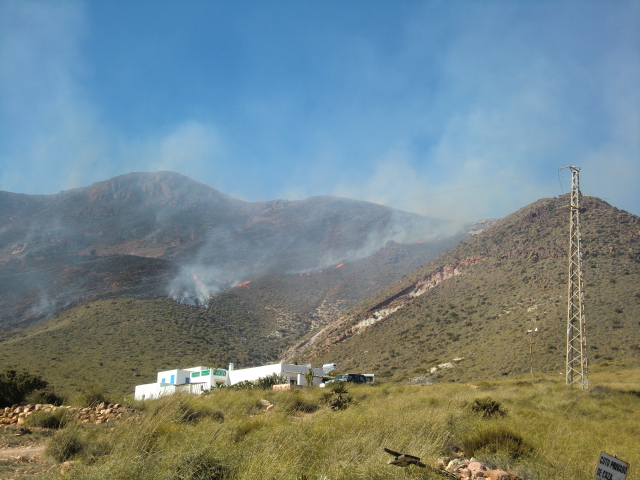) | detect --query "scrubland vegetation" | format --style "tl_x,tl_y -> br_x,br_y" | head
301,195 -> 640,382
32,365 -> 640,480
